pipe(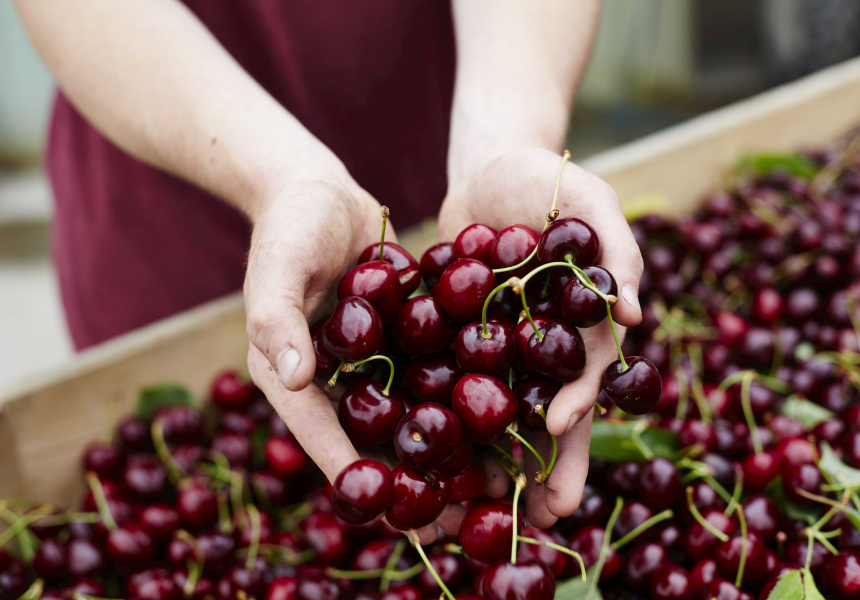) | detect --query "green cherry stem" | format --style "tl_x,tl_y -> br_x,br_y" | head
481,280 -> 516,337
606,303 -> 628,371
740,371 -> 763,455
324,361 -> 346,392
511,474 -> 526,564
537,408 -> 559,477
85,472 -> 117,532
517,535 -> 587,582
244,505 -> 262,570
17,579 -> 43,600
409,530 -> 455,600
725,471 -> 744,517
686,487 -> 729,542
379,538 -> 408,592
735,506 -> 748,589
344,354 -> 395,395
326,563 -> 424,581
506,424 -> 547,482
379,206 -> 389,261
611,509 -> 673,551
151,420 -> 186,484
567,259 -> 618,305
586,497 -> 624,600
